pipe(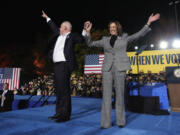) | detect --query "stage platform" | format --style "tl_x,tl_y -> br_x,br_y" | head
0,97 -> 180,135
12,95 -> 56,110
